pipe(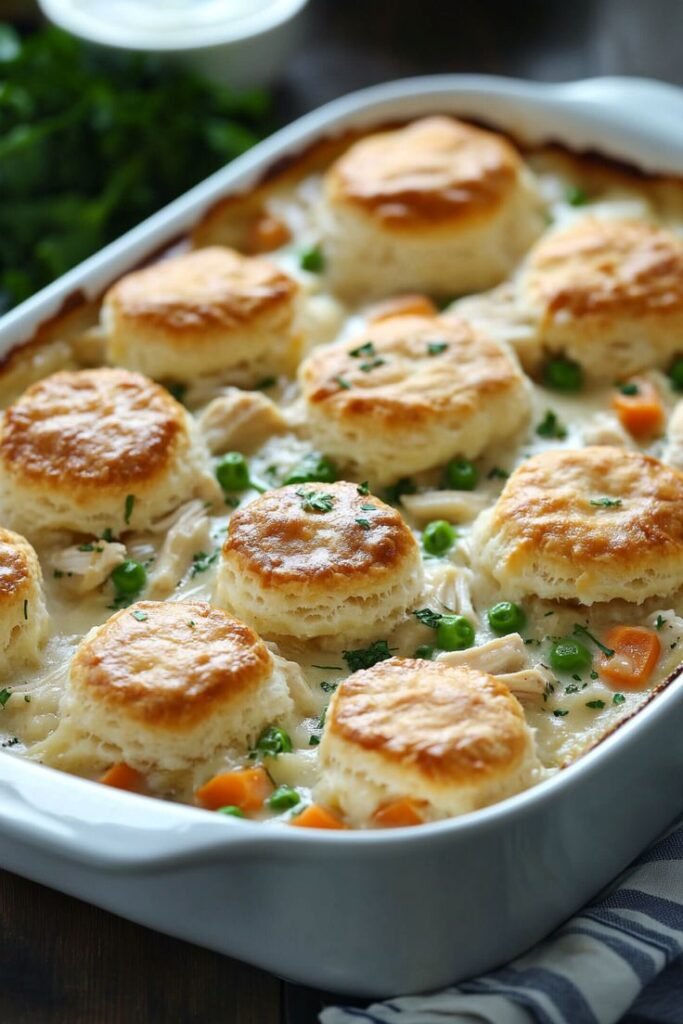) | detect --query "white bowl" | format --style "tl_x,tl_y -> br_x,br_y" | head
37,0 -> 310,87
